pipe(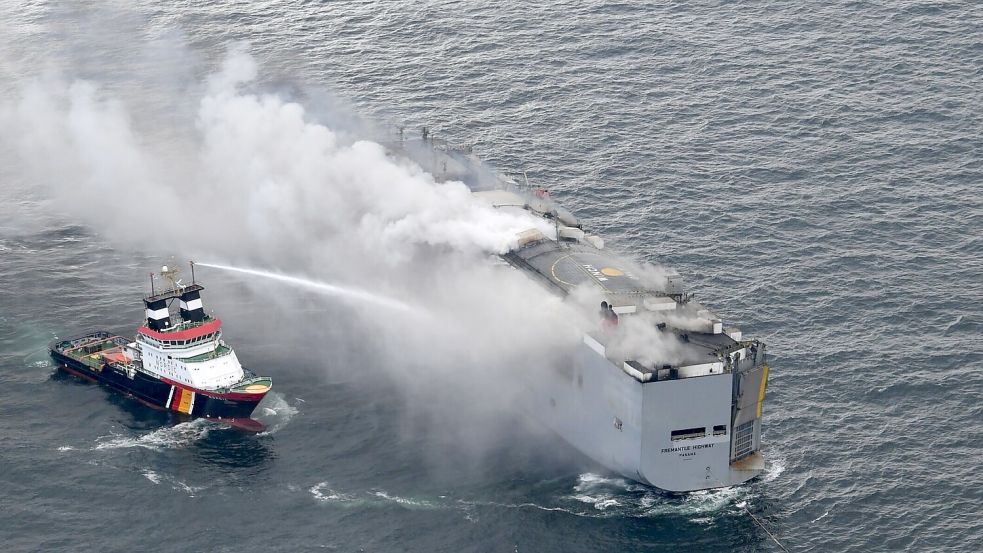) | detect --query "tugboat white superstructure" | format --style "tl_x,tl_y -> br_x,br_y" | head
50,263 -> 272,431
392,128 -> 770,491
